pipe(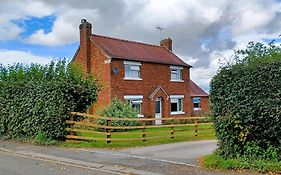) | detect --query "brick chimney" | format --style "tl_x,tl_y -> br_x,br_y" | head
160,38 -> 172,51
79,19 -> 92,74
